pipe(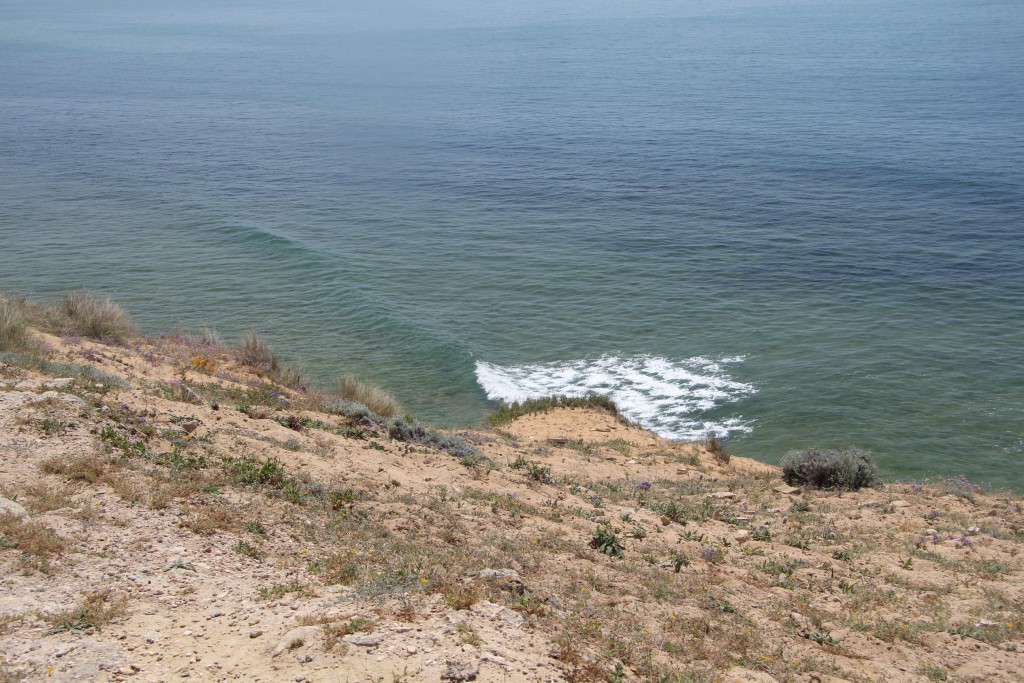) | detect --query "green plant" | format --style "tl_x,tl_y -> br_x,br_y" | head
779,447 -> 880,490
590,526 -> 625,558
233,540 -> 265,560
670,551 -> 690,573
800,630 -> 839,646
42,589 -> 127,634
